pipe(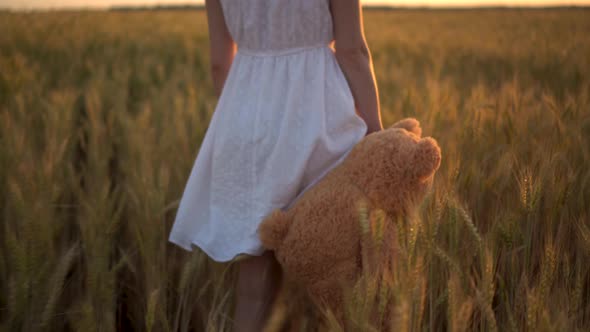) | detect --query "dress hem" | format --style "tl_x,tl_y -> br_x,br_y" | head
168,235 -> 266,263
